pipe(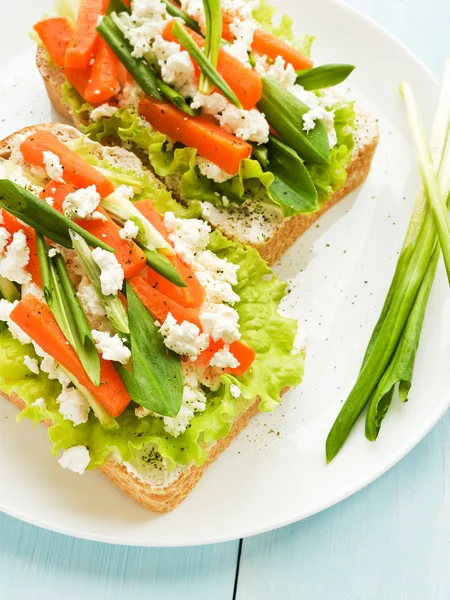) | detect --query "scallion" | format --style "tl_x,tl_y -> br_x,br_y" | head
199,0 -> 223,95
171,20 -> 242,108
295,64 -> 355,90
160,0 -> 201,34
